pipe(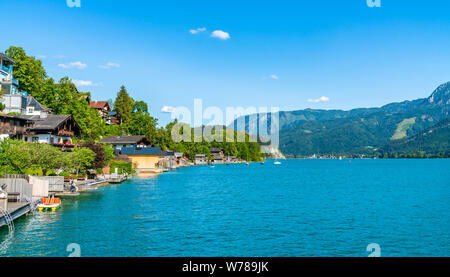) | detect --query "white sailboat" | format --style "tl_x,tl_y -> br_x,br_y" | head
274,160 -> 282,165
